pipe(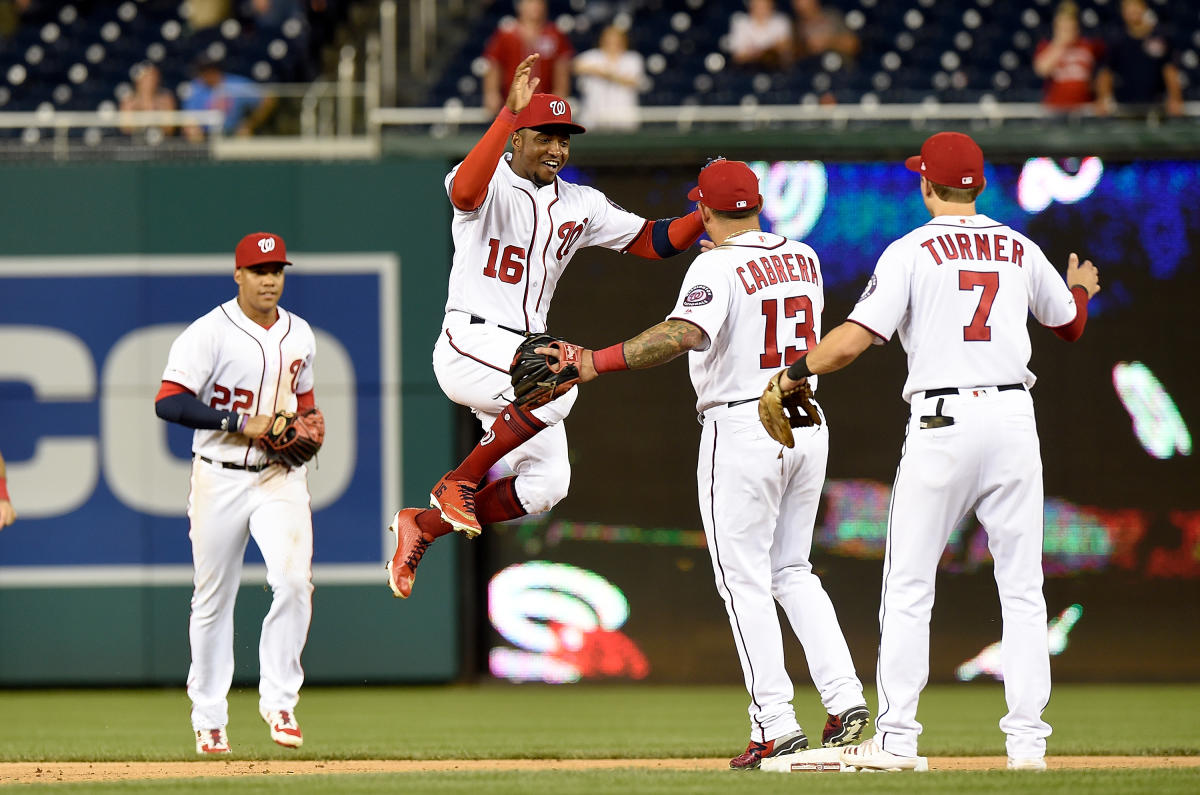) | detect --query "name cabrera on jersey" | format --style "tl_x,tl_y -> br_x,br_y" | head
669,231 -> 824,413
847,214 -> 1077,402
163,299 -> 316,465
444,153 -> 647,332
